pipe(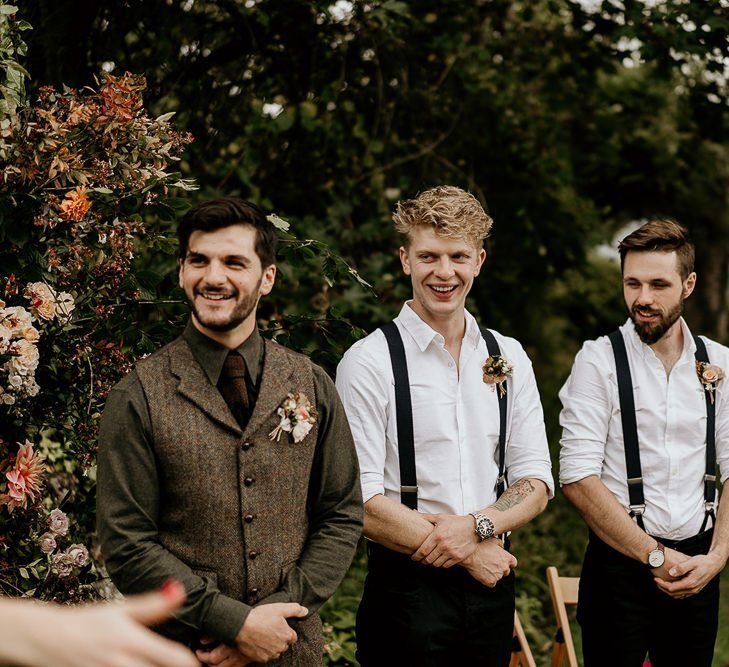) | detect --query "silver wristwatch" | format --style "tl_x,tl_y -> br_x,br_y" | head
469,512 -> 495,541
647,541 -> 665,568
